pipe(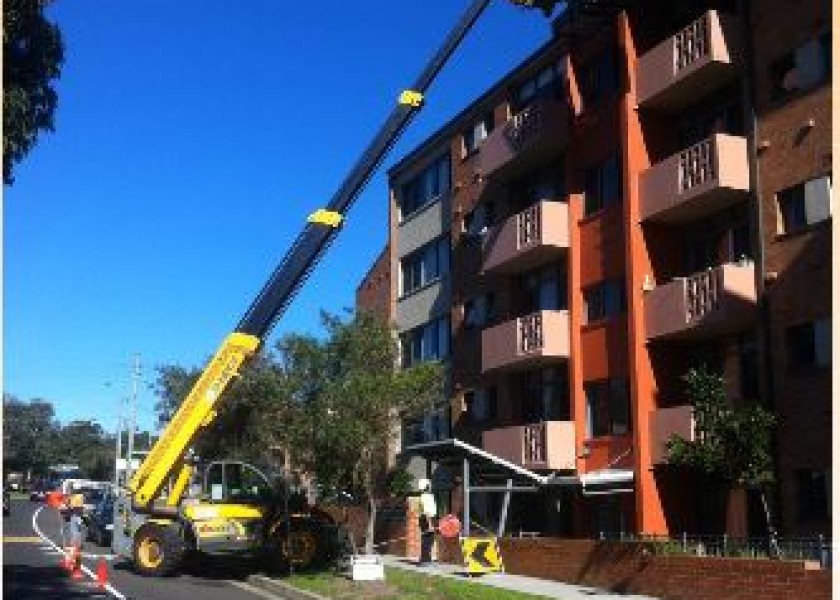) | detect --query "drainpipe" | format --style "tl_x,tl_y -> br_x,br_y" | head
736,0 -> 781,540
